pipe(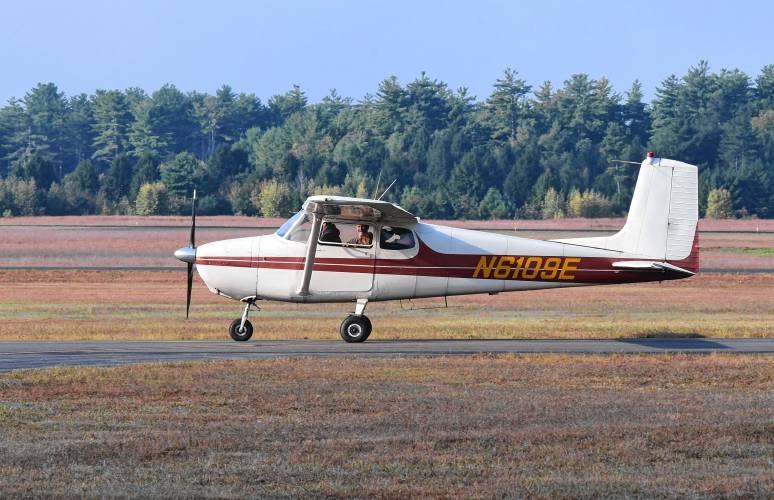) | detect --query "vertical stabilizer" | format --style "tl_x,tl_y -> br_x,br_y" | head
556,156 -> 698,260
